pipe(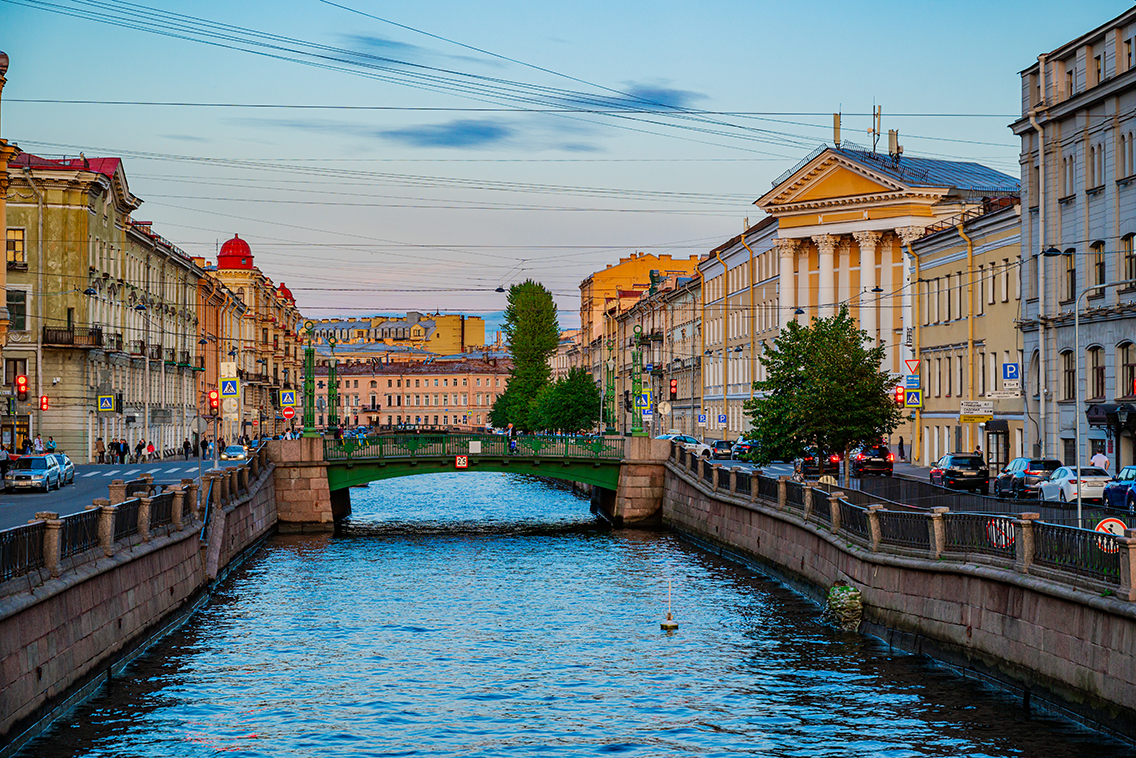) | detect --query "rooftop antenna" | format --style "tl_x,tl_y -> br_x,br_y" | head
869,103 -> 882,153
833,111 -> 841,147
888,129 -> 903,163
